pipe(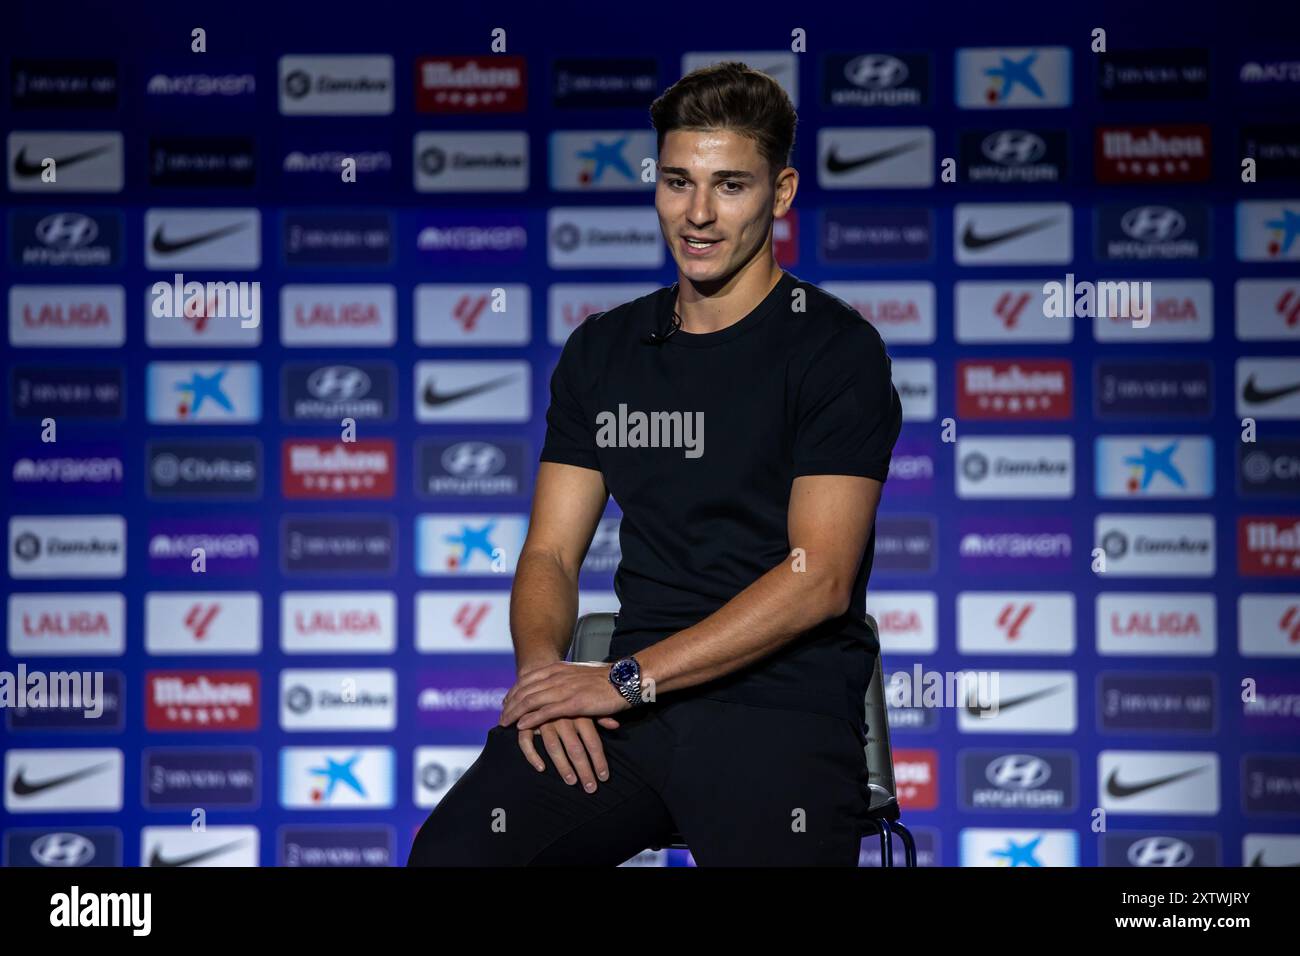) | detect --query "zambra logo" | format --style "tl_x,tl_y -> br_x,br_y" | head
595,403 -> 704,459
